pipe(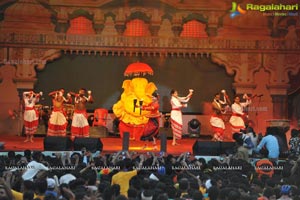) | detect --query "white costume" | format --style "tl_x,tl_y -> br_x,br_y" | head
229,99 -> 251,132
170,95 -> 191,139
23,92 -> 40,135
